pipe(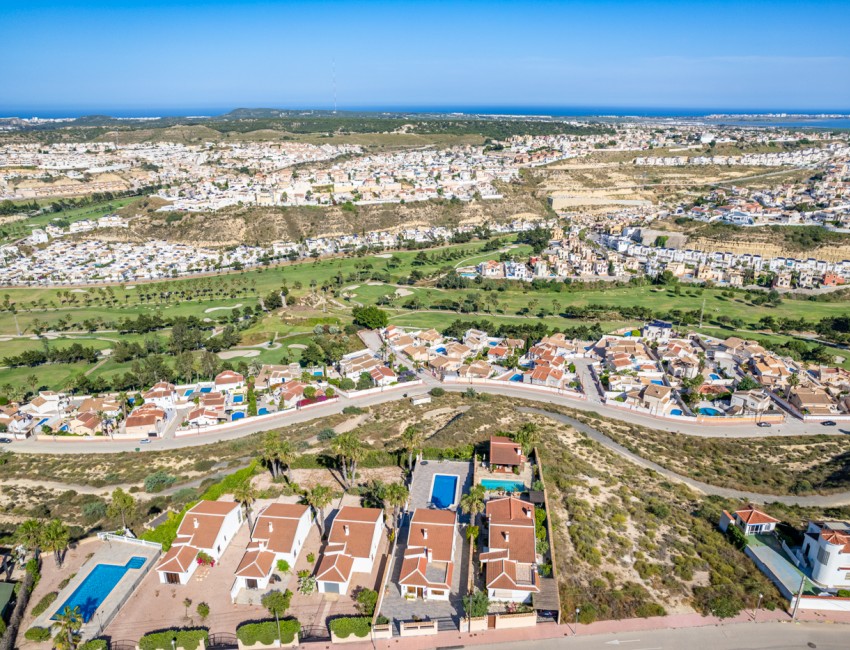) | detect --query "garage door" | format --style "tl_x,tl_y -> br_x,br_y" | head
324,581 -> 339,594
